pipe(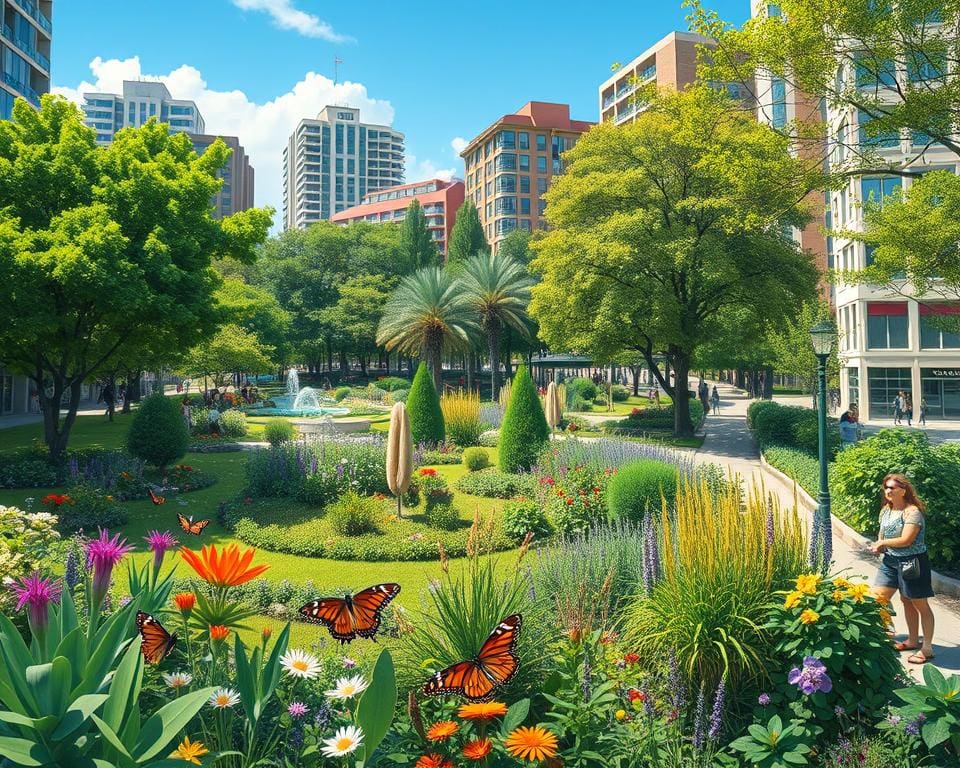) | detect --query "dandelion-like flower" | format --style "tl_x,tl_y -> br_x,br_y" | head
11,572 -> 60,629
170,735 -> 208,764
320,725 -> 363,757
325,674 -> 369,699
208,687 -> 241,709
504,726 -> 559,762
463,738 -> 493,761
458,701 -> 508,720
180,543 -> 269,588
426,720 -> 459,741
280,648 -> 322,680
86,529 -> 134,606
163,671 -> 193,689
144,530 -> 178,570
209,625 -> 229,641
416,755 -> 453,768
288,701 -> 309,718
